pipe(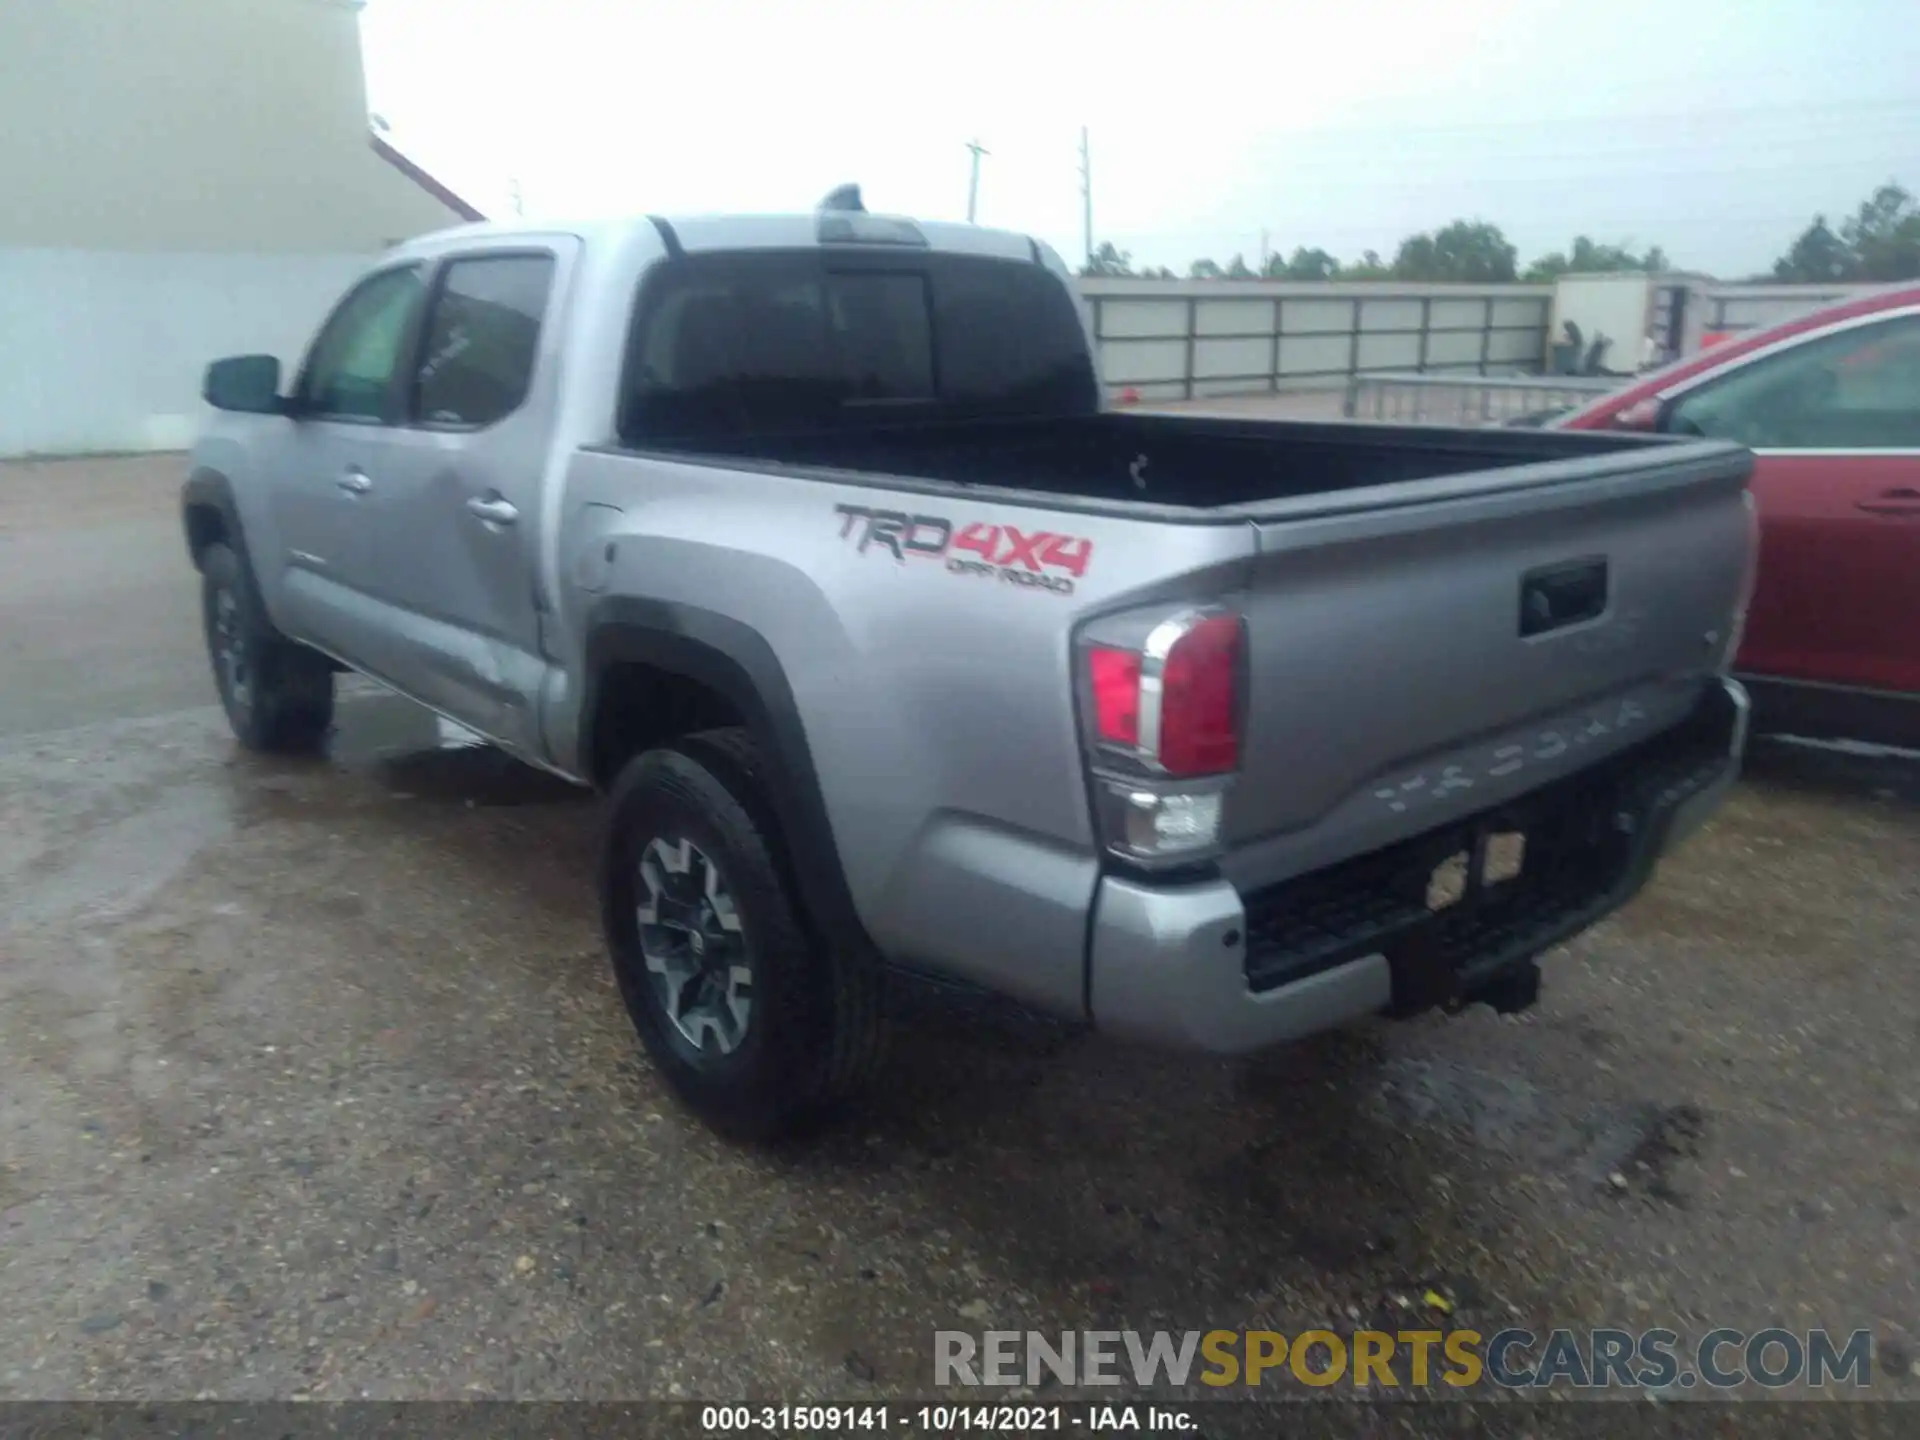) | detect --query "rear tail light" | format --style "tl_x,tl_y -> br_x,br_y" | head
1088,647 -> 1142,747
1080,607 -> 1244,866
1101,785 -> 1227,861
1153,613 -> 1241,776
